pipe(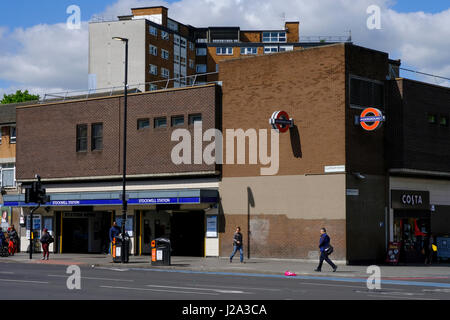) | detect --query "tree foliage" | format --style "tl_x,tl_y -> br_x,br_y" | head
1,90 -> 40,104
